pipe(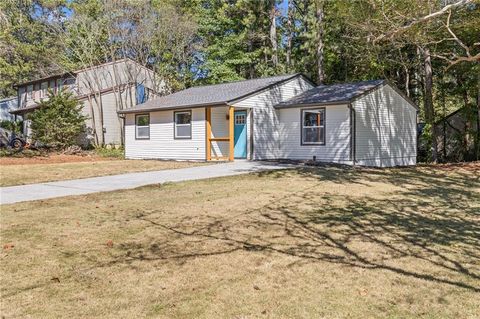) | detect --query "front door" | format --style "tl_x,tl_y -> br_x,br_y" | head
234,111 -> 247,158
